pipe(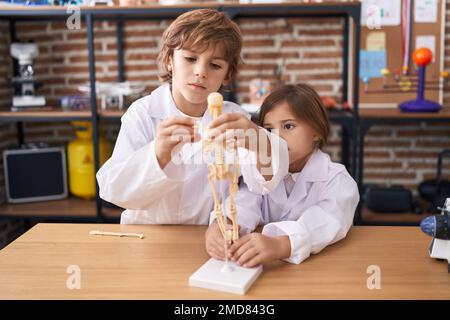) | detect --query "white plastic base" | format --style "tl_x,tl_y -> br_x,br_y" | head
13,96 -> 46,108
430,238 -> 450,261
189,258 -> 262,295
